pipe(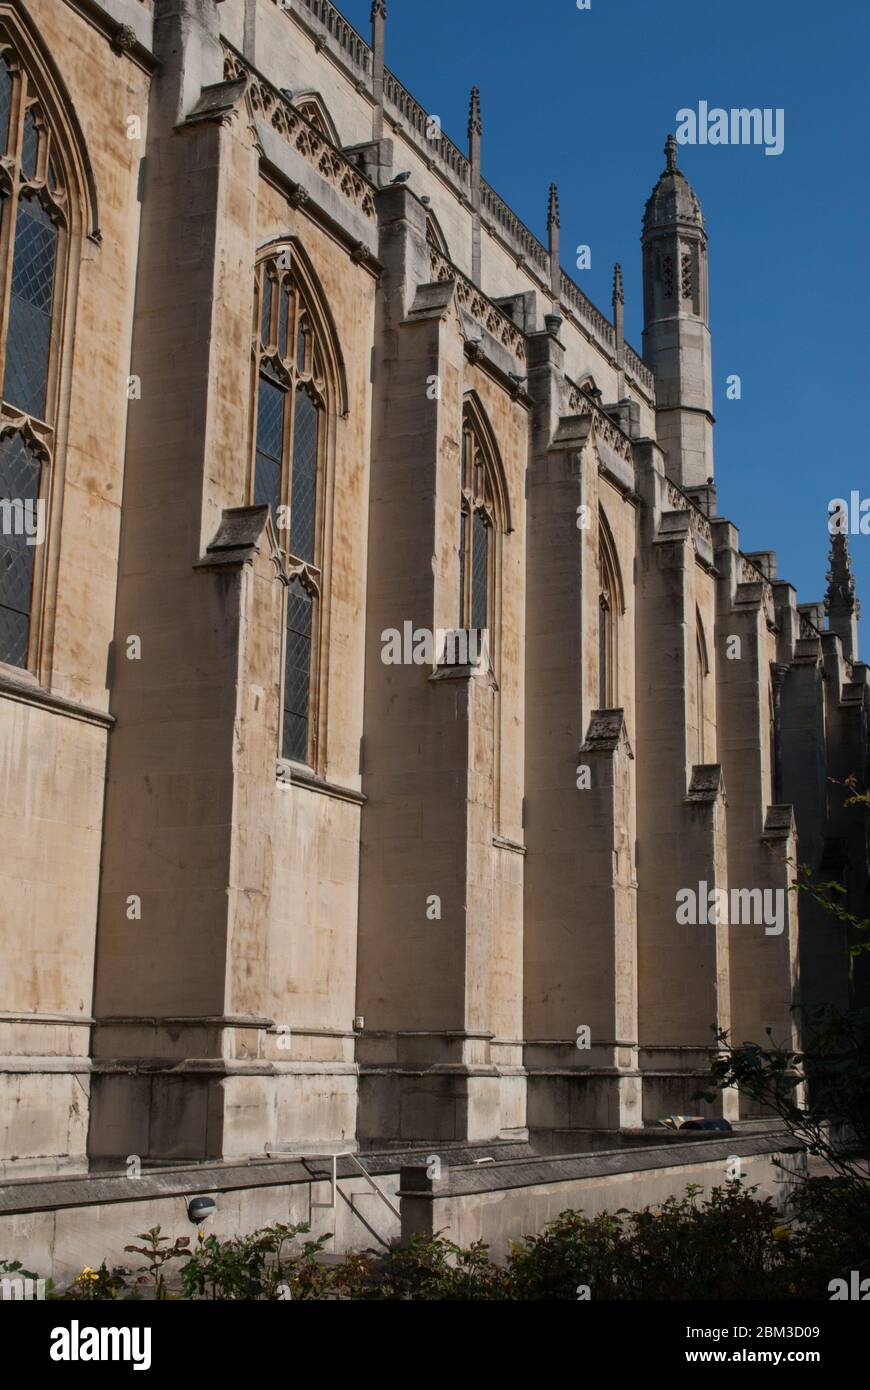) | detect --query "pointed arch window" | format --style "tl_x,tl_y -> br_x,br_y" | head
294,94 -> 341,147
297,102 -> 327,137
768,675 -> 776,803
425,211 -> 450,260
459,404 -> 508,649
598,592 -> 611,708
252,248 -> 335,767
0,40 -> 72,671
598,512 -> 623,710
694,613 -> 710,765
